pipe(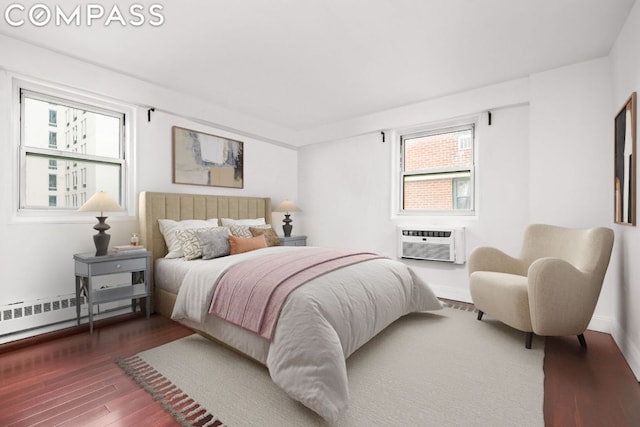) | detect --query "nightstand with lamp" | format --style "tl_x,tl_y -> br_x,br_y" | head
274,199 -> 307,246
75,191 -> 150,333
